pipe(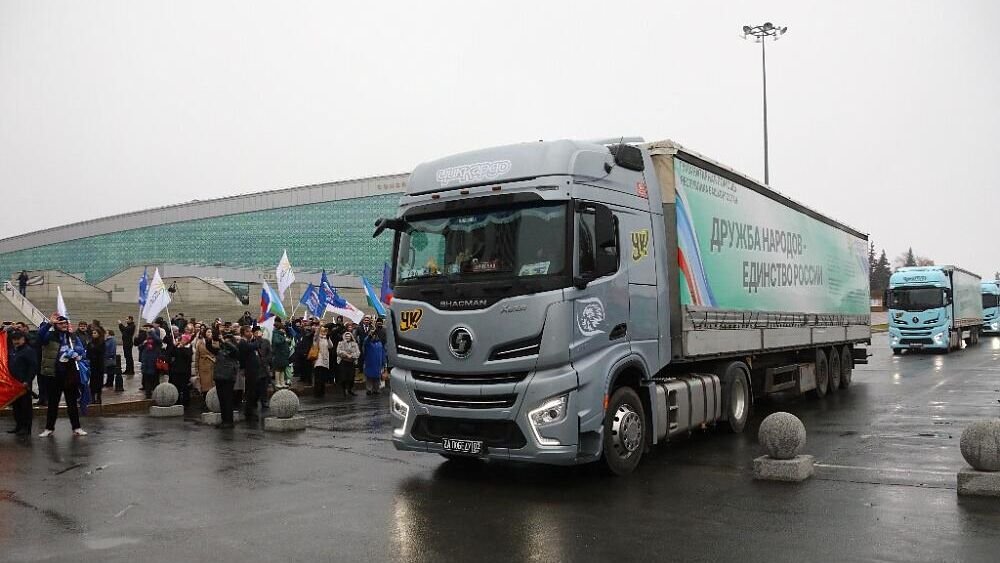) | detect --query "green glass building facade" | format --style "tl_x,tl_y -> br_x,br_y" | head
0,175 -> 407,284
